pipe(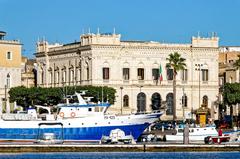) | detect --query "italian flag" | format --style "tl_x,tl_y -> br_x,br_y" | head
159,64 -> 163,84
